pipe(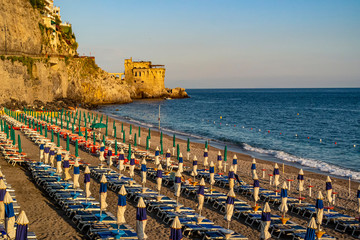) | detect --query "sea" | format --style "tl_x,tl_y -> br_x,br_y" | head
99,88 -> 360,180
